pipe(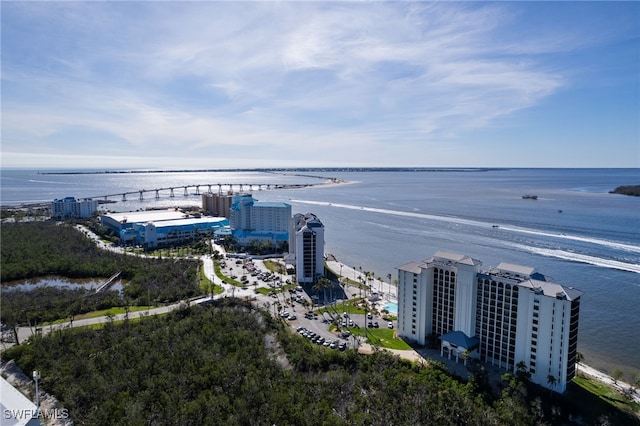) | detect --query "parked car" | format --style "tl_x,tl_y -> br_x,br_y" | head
388,322 -> 394,329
